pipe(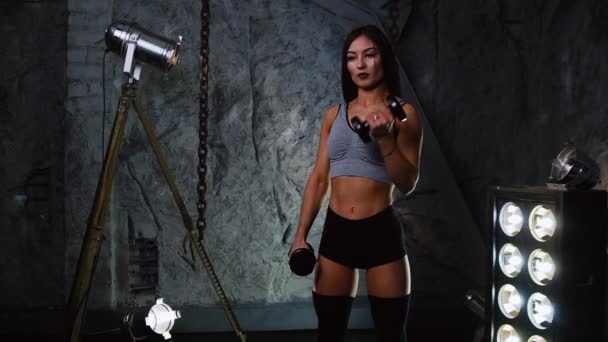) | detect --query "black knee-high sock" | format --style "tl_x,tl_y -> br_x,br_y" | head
312,292 -> 354,342
368,294 -> 411,342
